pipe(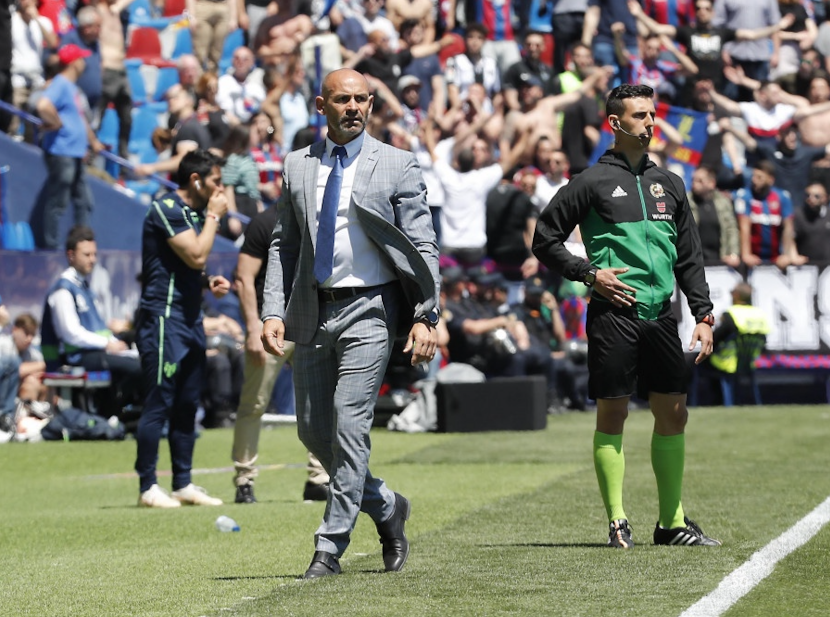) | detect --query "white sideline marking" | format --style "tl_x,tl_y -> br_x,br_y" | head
680,496 -> 830,617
